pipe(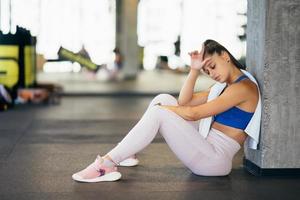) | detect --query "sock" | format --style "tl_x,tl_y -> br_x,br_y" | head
103,158 -> 116,167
